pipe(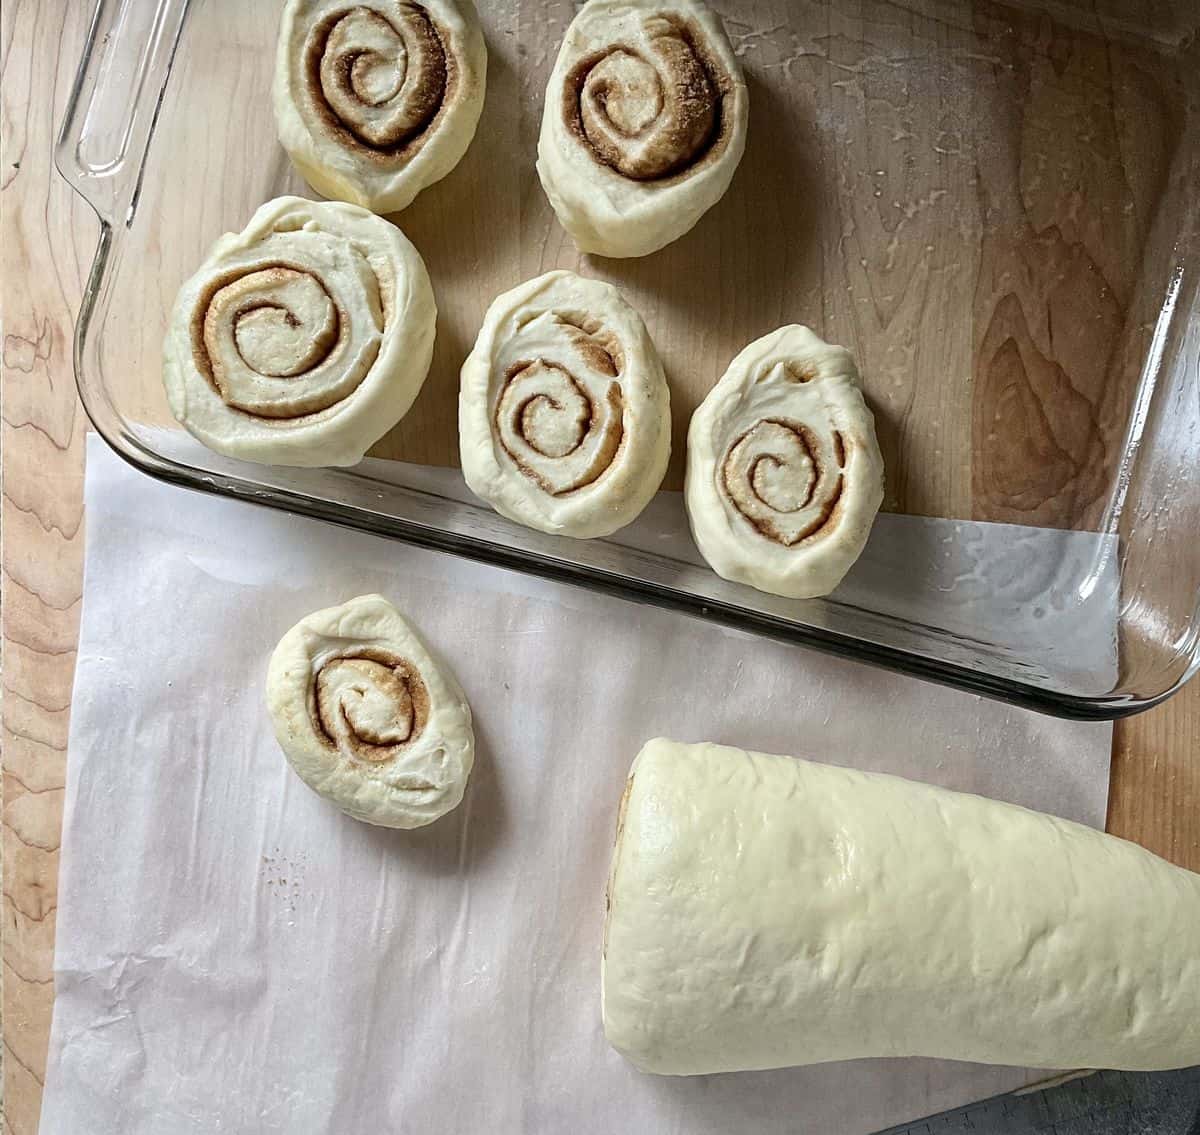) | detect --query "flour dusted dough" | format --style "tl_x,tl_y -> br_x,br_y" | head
537,0 -> 748,258
459,271 -> 670,538
163,196 -> 436,468
274,0 -> 487,214
267,595 -> 473,829
603,739 -> 1200,1075
686,326 -> 884,598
